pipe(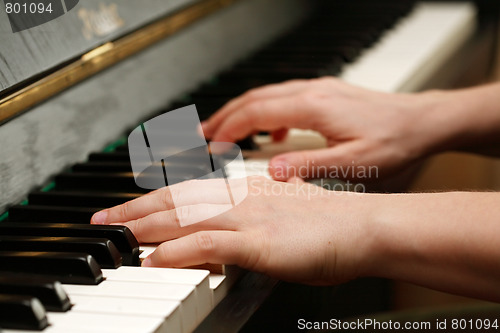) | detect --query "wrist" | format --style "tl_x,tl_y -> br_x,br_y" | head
411,90 -> 466,156
342,193 -> 395,280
